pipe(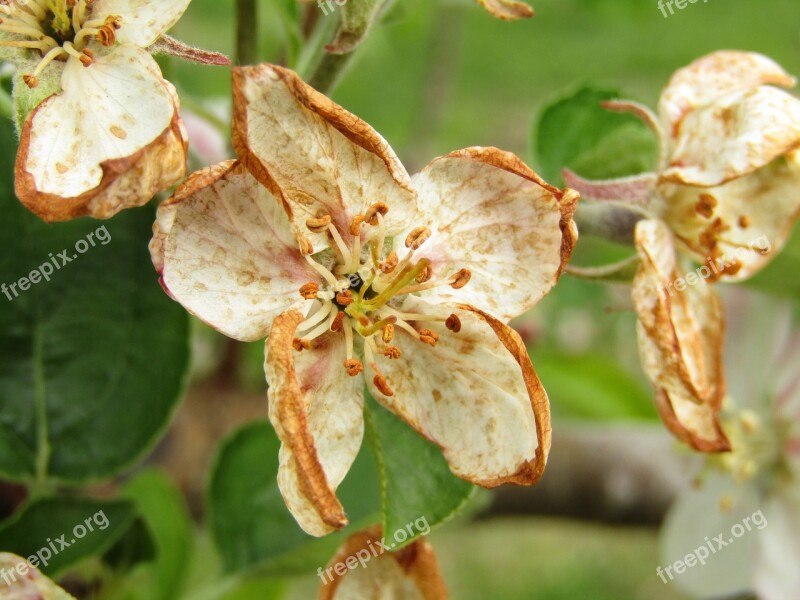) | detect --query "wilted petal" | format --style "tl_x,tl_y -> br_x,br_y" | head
368,298 -> 550,487
475,0 -> 534,20
410,147 -> 577,320
632,219 -> 729,452
16,46 -> 186,222
91,0 -> 192,47
320,526 -> 448,600
660,150 -> 800,281
755,489 -> 800,600
232,64 -> 418,251
266,309 -> 365,537
152,161 -> 318,342
661,473 -> 760,598
659,50 -> 796,134
662,86 -> 800,187
0,554 -> 76,599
